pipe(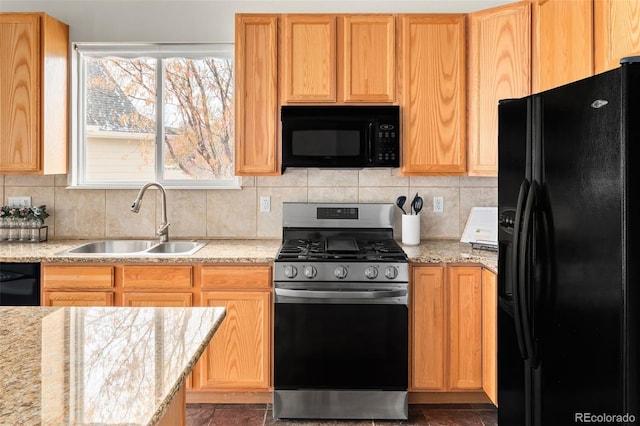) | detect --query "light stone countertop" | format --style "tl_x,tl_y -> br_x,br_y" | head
0,239 -> 283,264
0,238 -> 497,271
399,240 -> 497,272
0,306 -> 226,426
